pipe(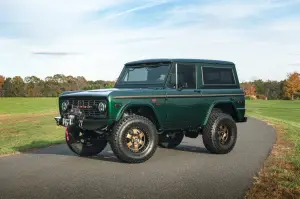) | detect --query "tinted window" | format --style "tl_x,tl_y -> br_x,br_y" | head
166,64 -> 196,89
202,67 -> 235,85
